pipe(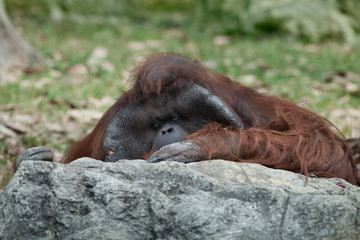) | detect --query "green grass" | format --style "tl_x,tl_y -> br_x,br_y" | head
1,15 -> 360,190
